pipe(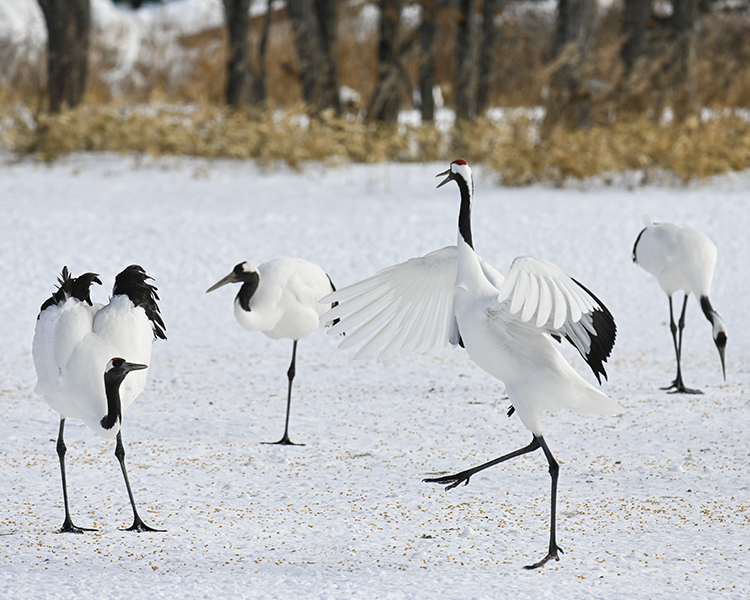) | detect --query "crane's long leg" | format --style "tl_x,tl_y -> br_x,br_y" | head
662,295 -> 702,394
56,418 -> 96,533
523,435 -> 563,570
263,340 -> 304,446
115,431 -> 164,532
424,435 -> 563,570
